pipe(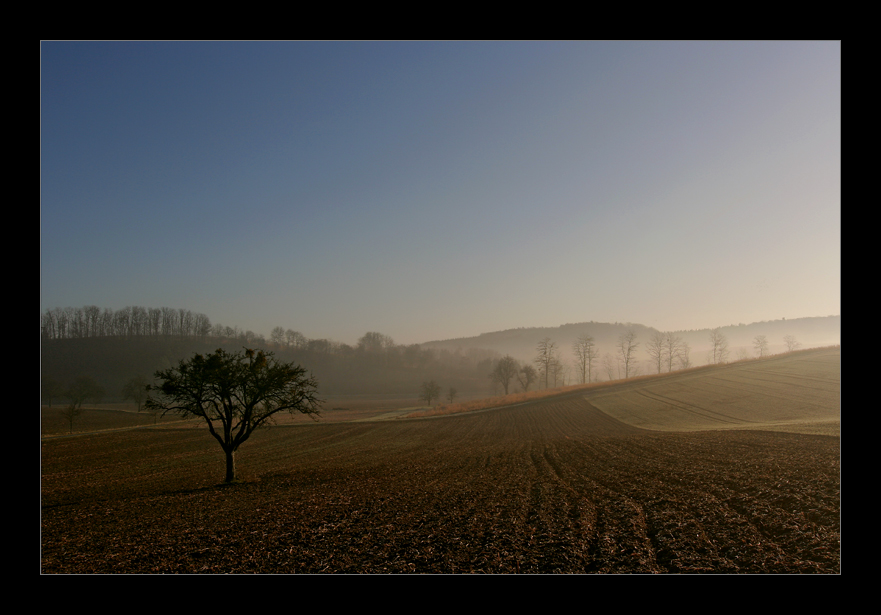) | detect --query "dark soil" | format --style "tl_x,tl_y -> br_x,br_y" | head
41,396 -> 839,573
